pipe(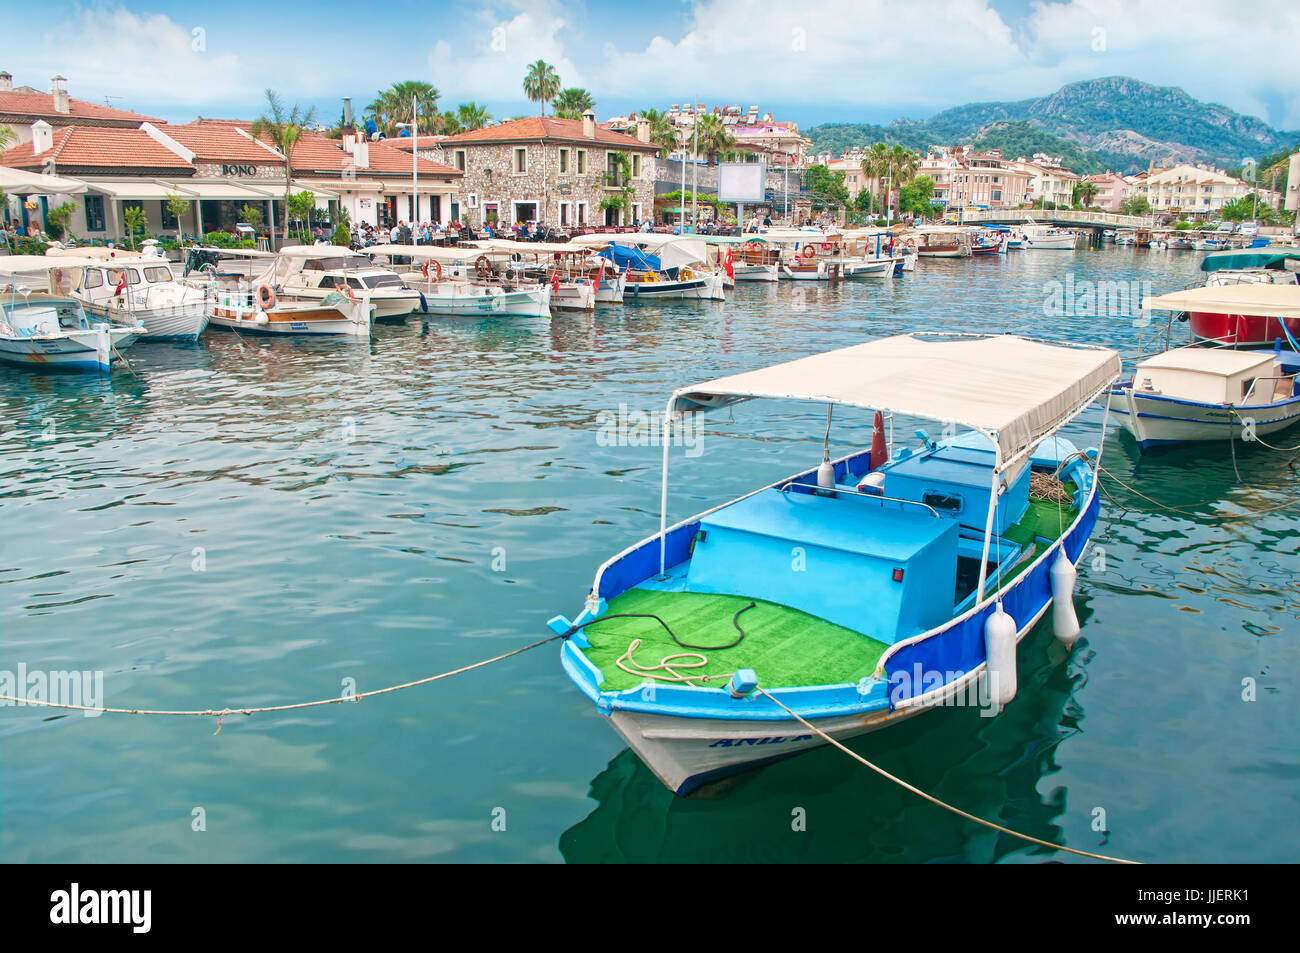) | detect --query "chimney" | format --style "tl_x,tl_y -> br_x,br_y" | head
342,132 -> 355,154
581,109 -> 596,139
342,97 -> 353,131
636,118 -> 650,144
51,75 -> 69,115
353,138 -> 369,169
31,120 -> 53,155
0,72 -> 12,92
